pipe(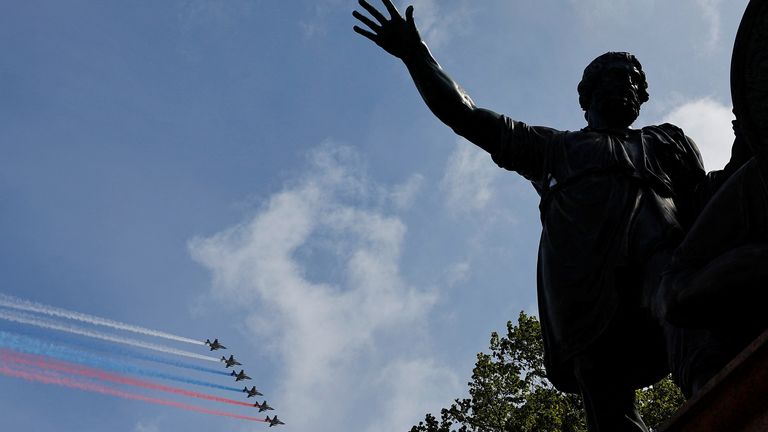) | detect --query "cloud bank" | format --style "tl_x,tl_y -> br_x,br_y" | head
441,140 -> 500,214
693,0 -> 723,51
662,97 -> 734,171
189,142 -> 459,431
